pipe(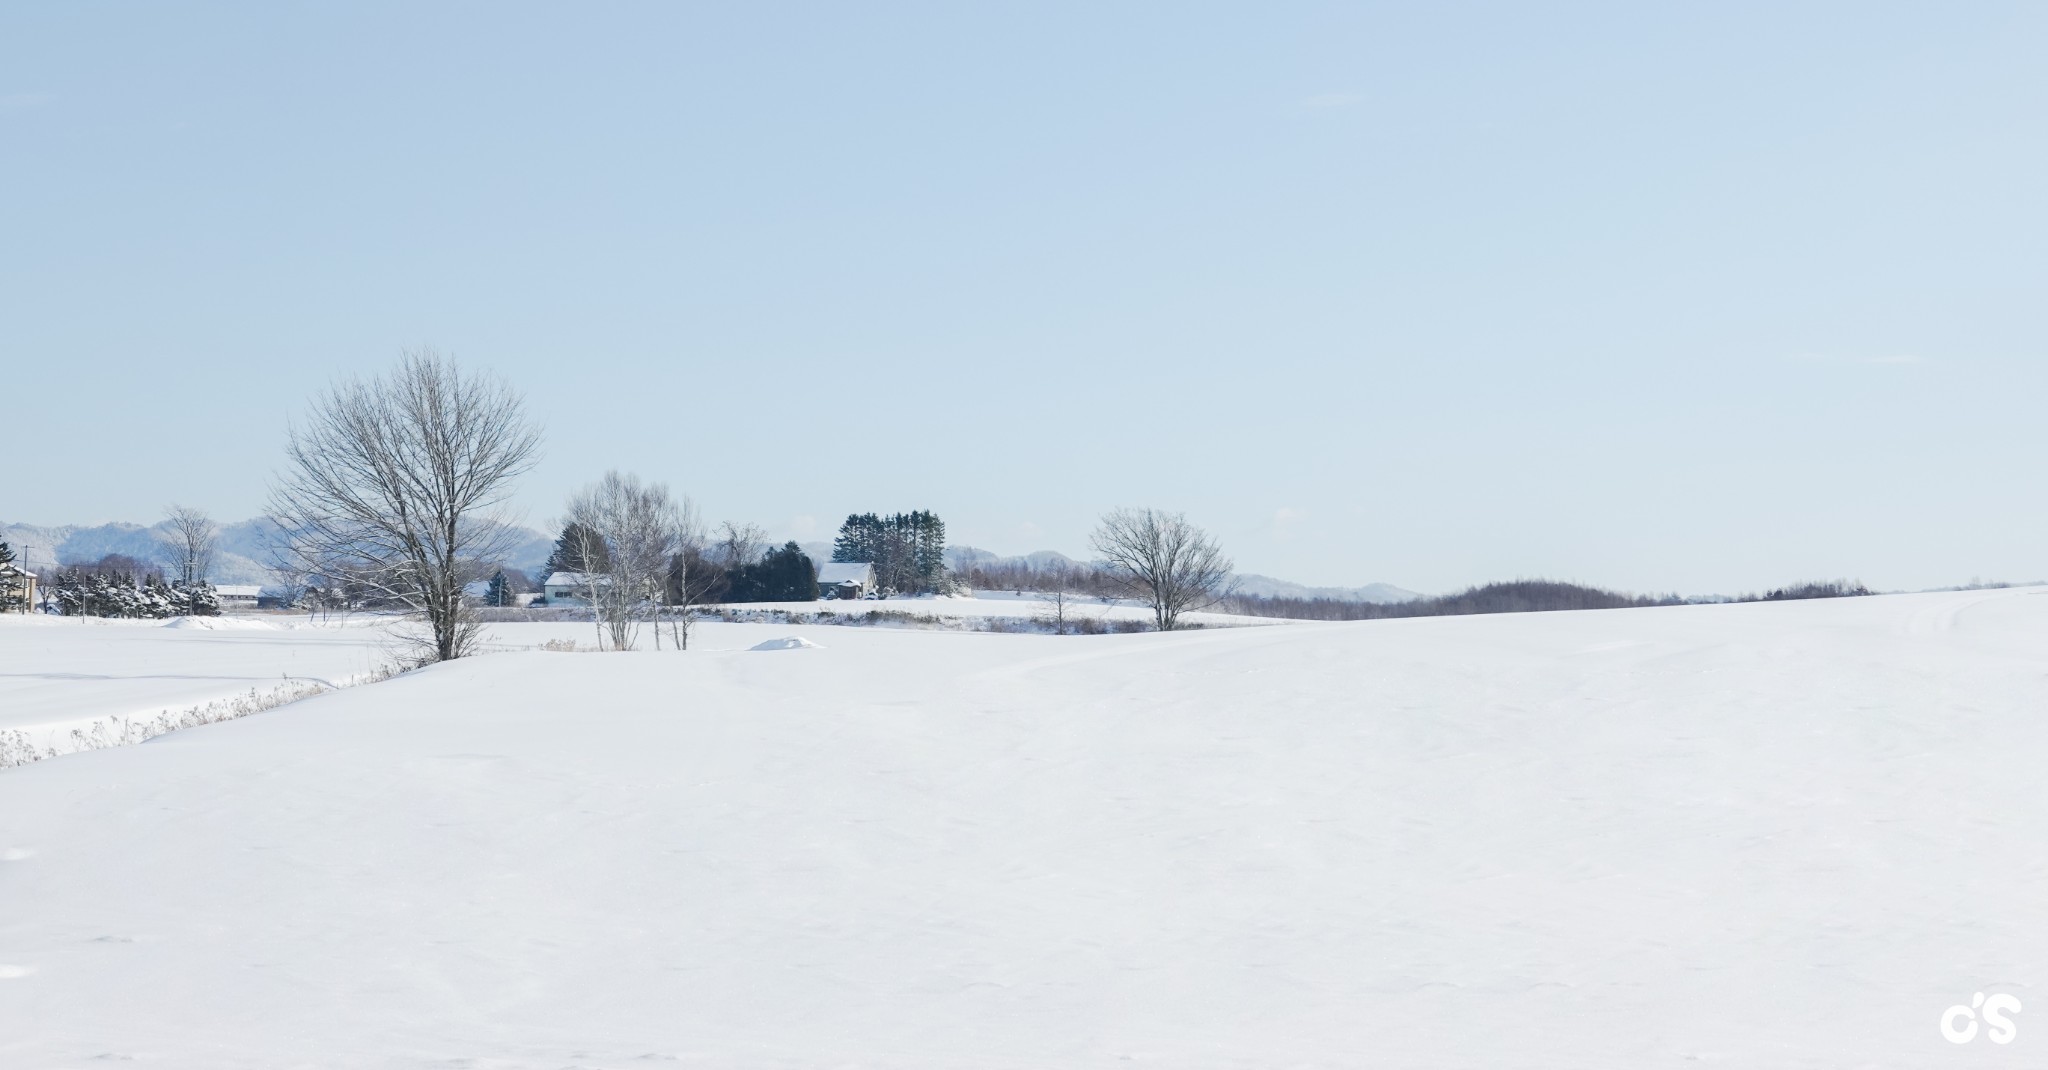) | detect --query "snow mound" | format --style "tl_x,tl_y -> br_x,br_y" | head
750,636 -> 822,651
160,616 -> 279,631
